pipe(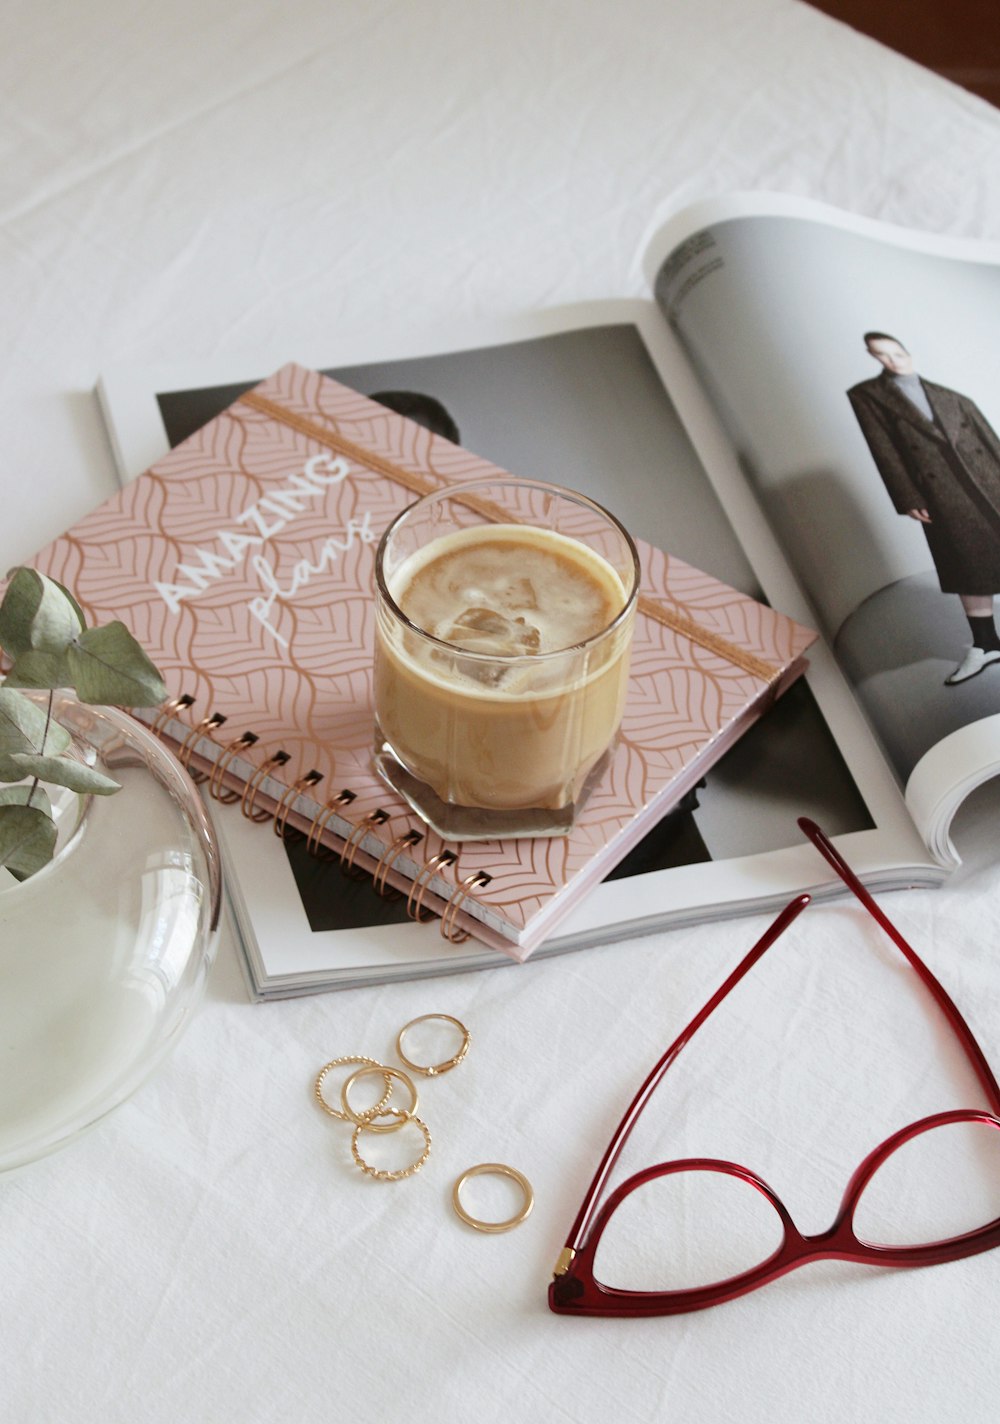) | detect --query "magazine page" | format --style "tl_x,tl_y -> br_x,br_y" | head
646,193 -> 1000,859
99,306 -> 938,990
